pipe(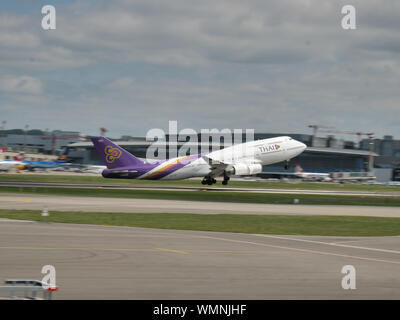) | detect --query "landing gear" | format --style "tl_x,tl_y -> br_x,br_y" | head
202,171 -> 230,186
202,177 -> 217,185
284,160 -> 289,170
222,171 -> 230,185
